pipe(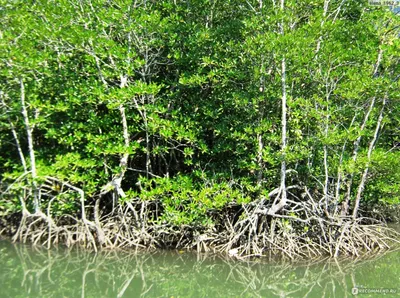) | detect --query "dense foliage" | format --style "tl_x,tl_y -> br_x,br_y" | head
0,0 -> 399,232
